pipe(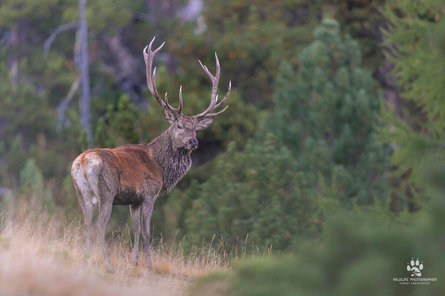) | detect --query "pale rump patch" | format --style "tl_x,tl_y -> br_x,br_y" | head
84,153 -> 102,167
71,153 -> 102,207
71,158 -> 88,193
